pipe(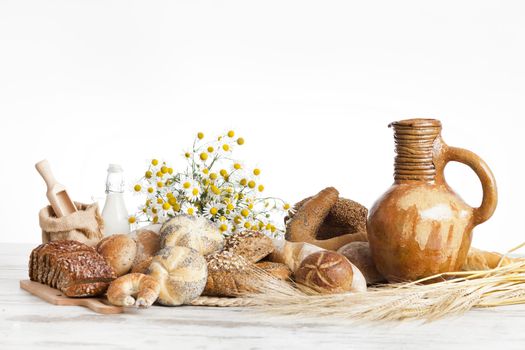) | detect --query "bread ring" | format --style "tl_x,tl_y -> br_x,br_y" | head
107,273 -> 160,308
